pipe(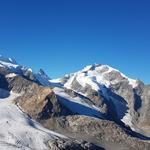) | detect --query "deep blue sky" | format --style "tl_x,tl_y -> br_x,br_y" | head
0,0 -> 150,83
